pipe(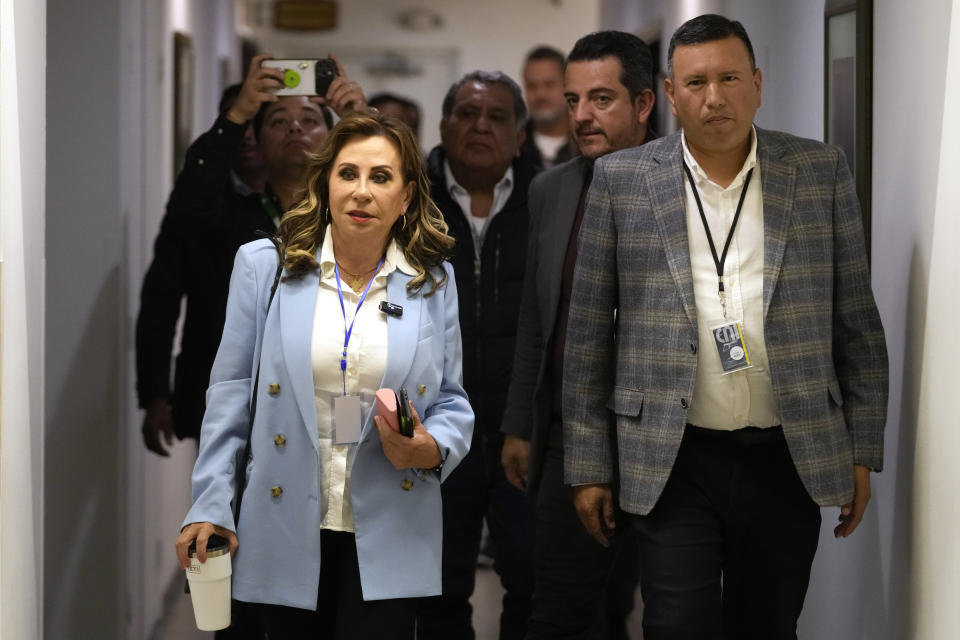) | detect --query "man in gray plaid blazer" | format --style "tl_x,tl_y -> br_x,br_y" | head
563,15 -> 888,639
